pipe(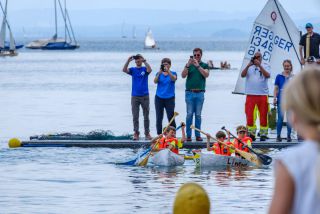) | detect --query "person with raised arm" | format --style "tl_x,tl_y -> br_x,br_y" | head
181,48 -> 209,142
241,51 -> 270,141
123,54 -> 152,140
